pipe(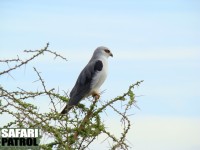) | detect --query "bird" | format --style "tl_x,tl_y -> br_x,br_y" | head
61,46 -> 113,114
